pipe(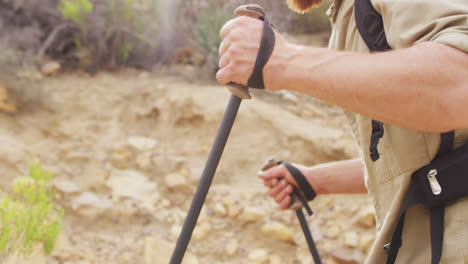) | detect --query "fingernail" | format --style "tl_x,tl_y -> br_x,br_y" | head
281,180 -> 287,186
257,171 -> 265,177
